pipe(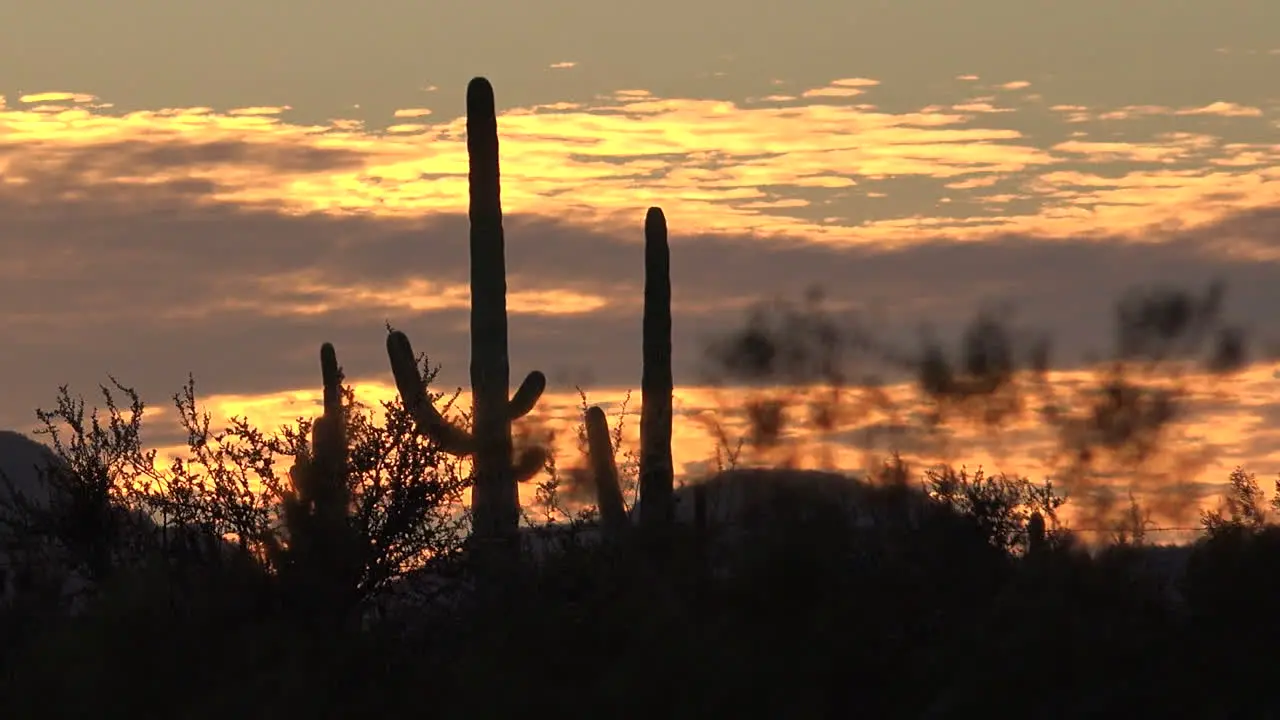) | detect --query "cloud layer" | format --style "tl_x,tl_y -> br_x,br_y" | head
2,75 -> 1280,532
